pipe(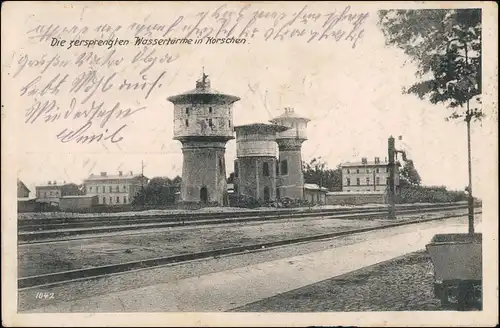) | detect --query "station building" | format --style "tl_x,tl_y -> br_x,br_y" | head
340,157 -> 400,193
83,171 -> 149,206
